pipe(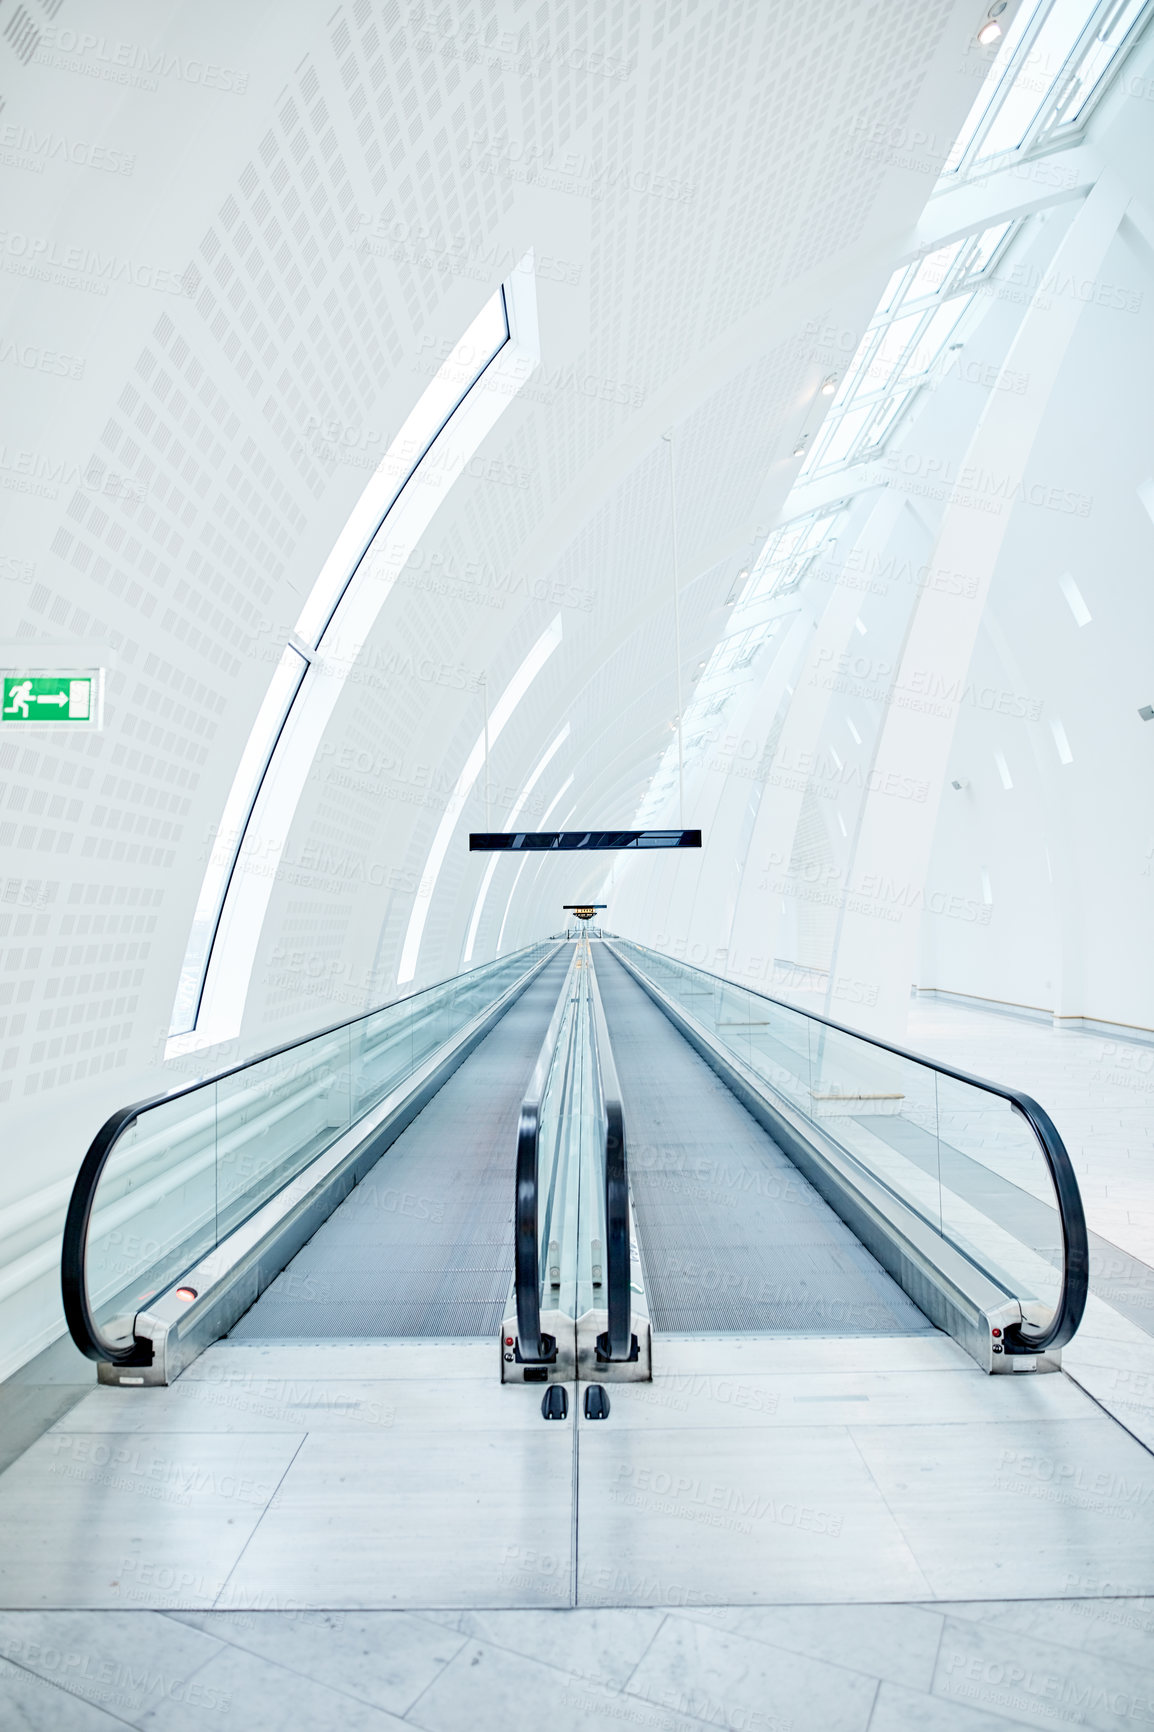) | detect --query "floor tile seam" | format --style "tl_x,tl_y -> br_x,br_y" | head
399,1631 -> 519,1724
77,1420 -> 579,1444
184,1367 -> 498,1378
0,1645 -> 142,1729
927,1604 -> 947,1705
661,1604 -> 945,1692
652,1332 -> 955,1345
617,1660 -> 882,1731
208,1431 -> 308,1610
640,1365 -> 984,1379
612,1610 -> 672,1693
200,1340 -> 497,1352
556,1412 -> 1093,1436
129,1616 -> 234,1719
844,1410 -> 1123,1434
1057,1368 -> 1154,1461
930,1606 -> 1154,1686
400,1614 -> 835,1732
880,1675 -> 1039,1732
418,1615 -> 670,1697
840,1424 -> 936,1601
923,1612 -> 1142,1728
155,1379 -> 505,1392
397,1633 -> 771,1732
160,1613 -> 471,1719
918,1588 -> 1154,1607
400,1610 -> 470,1638
570,1401 -> 579,1608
